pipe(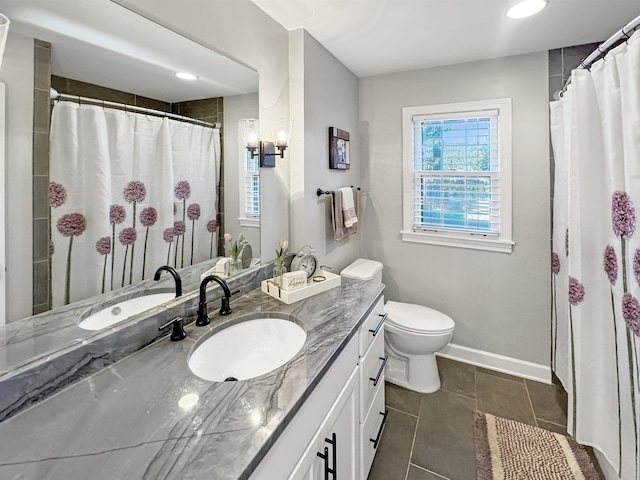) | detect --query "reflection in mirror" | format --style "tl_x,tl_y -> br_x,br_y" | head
0,0 -> 259,324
